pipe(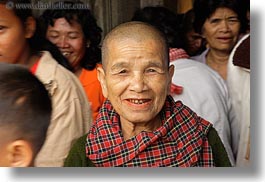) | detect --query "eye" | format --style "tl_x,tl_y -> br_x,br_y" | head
0,25 -> 7,32
69,35 -> 78,39
118,69 -> 128,74
146,68 -> 156,73
228,18 -> 240,23
209,18 -> 220,24
48,34 -> 59,39
68,33 -> 79,39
